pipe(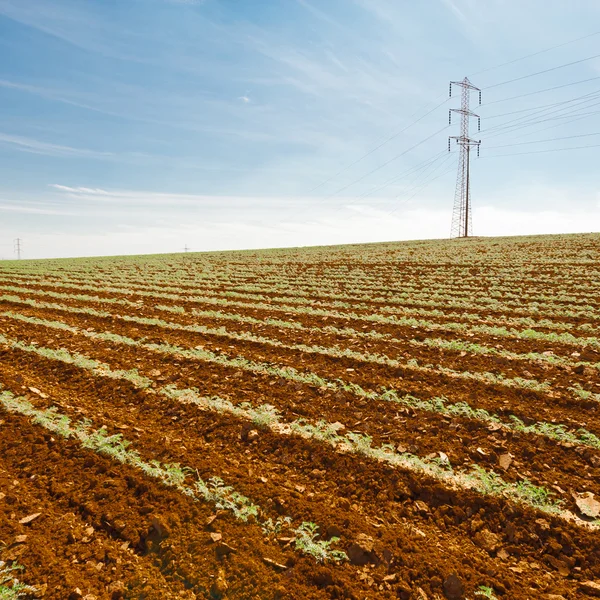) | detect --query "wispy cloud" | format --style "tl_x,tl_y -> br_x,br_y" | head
0,132 -> 114,158
440,0 -> 468,22
0,203 -> 77,215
